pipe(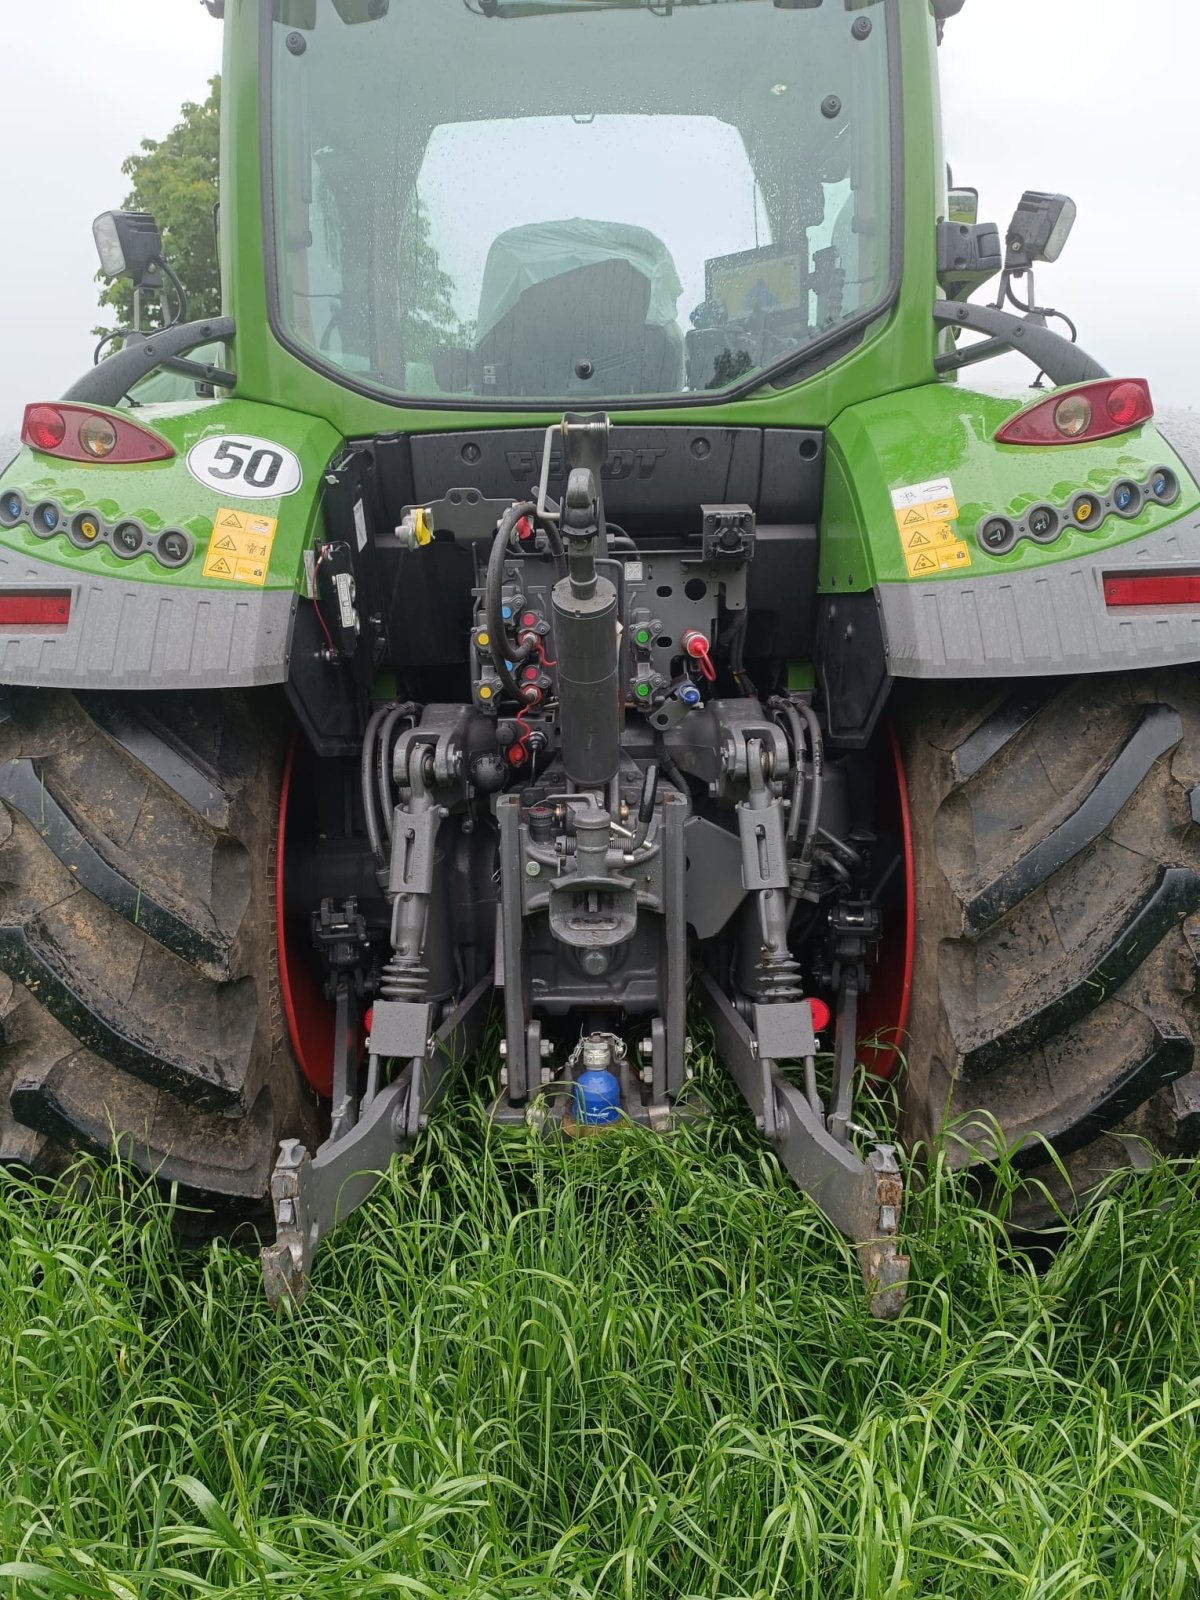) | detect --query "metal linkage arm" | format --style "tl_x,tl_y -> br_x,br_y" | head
261,976 -> 491,1305
699,972 -> 909,1318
